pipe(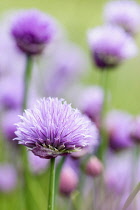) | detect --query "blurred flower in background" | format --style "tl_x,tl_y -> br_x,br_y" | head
59,158 -> 79,196
1,109 -> 21,142
28,151 -> 48,174
44,41 -> 89,98
11,9 -> 57,55
130,115 -> 140,143
87,25 -> 138,69
78,86 -> 104,128
104,0 -> 140,35
104,110 -> 134,151
0,78 -> 23,111
0,164 -> 17,193
85,156 -> 103,177
104,152 -> 131,195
